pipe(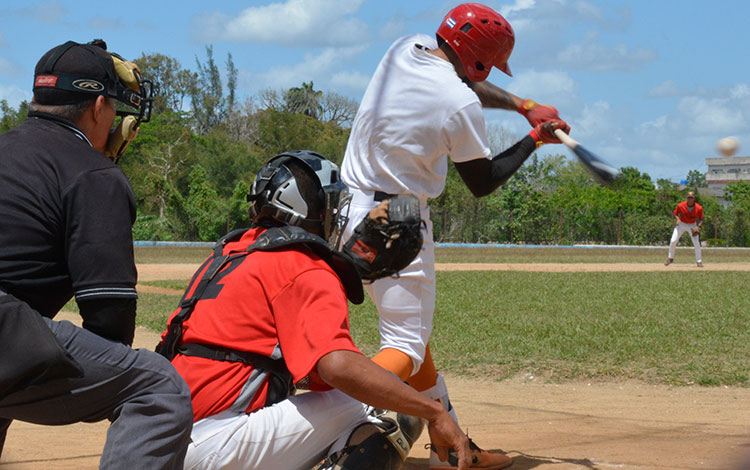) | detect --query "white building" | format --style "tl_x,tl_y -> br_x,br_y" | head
704,156 -> 750,206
